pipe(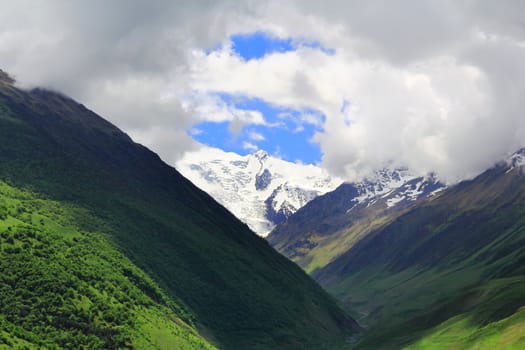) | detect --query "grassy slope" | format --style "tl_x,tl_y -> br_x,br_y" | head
311,165 -> 525,348
298,212 -> 400,275
0,181 -> 214,349
269,131 -> 525,349
0,74 -> 357,349
403,278 -> 525,350
356,277 -> 525,349
268,183 -> 415,275
268,183 -> 361,267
